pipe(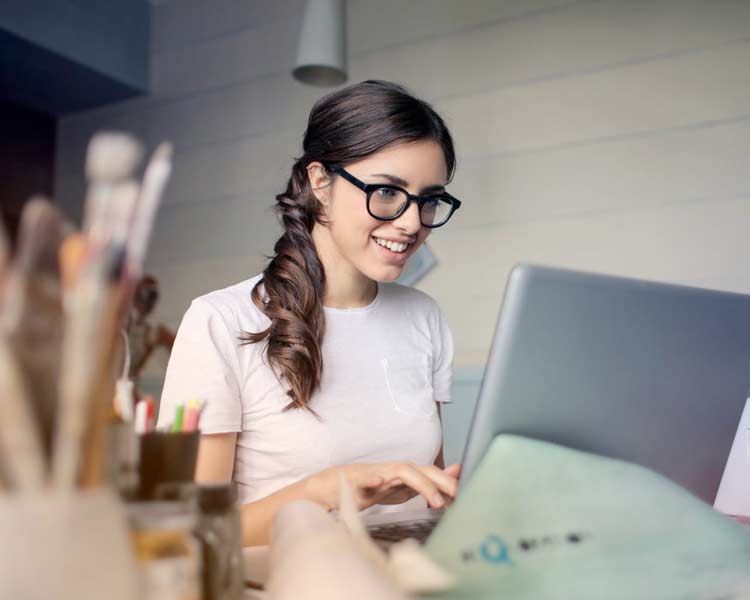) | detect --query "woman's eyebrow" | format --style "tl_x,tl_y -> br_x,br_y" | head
369,173 -> 446,194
